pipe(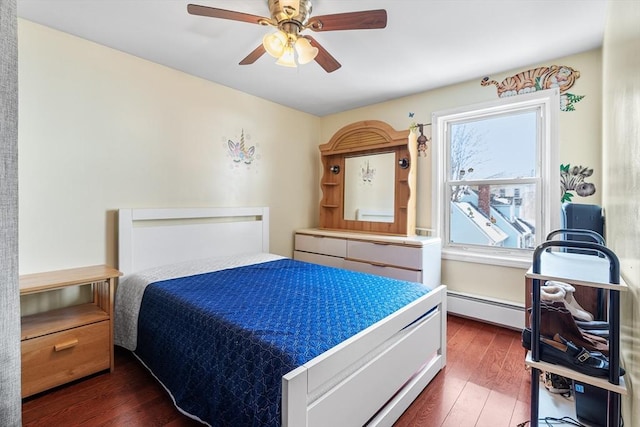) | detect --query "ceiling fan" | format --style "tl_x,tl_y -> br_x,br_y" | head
187,0 -> 387,73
